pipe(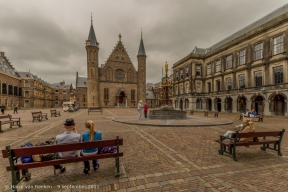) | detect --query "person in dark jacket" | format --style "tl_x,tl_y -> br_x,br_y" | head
0,104 -> 6,115
13,105 -> 18,114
